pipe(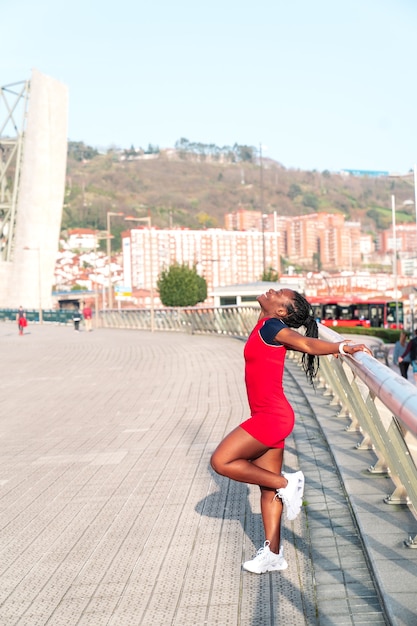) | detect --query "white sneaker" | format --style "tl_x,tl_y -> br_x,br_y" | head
276,471 -> 305,520
242,541 -> 288,574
